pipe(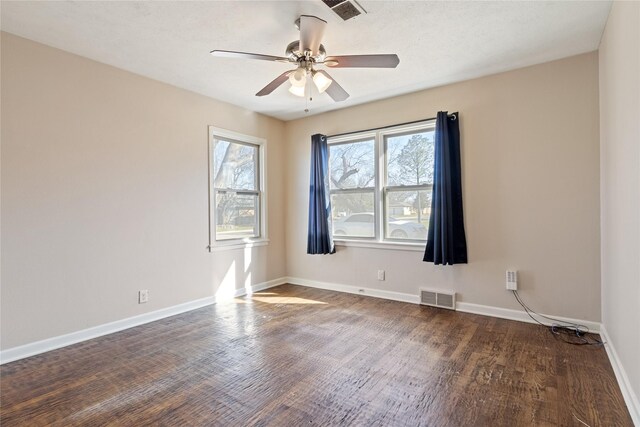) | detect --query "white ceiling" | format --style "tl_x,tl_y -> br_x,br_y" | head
1,1 -> 611,121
